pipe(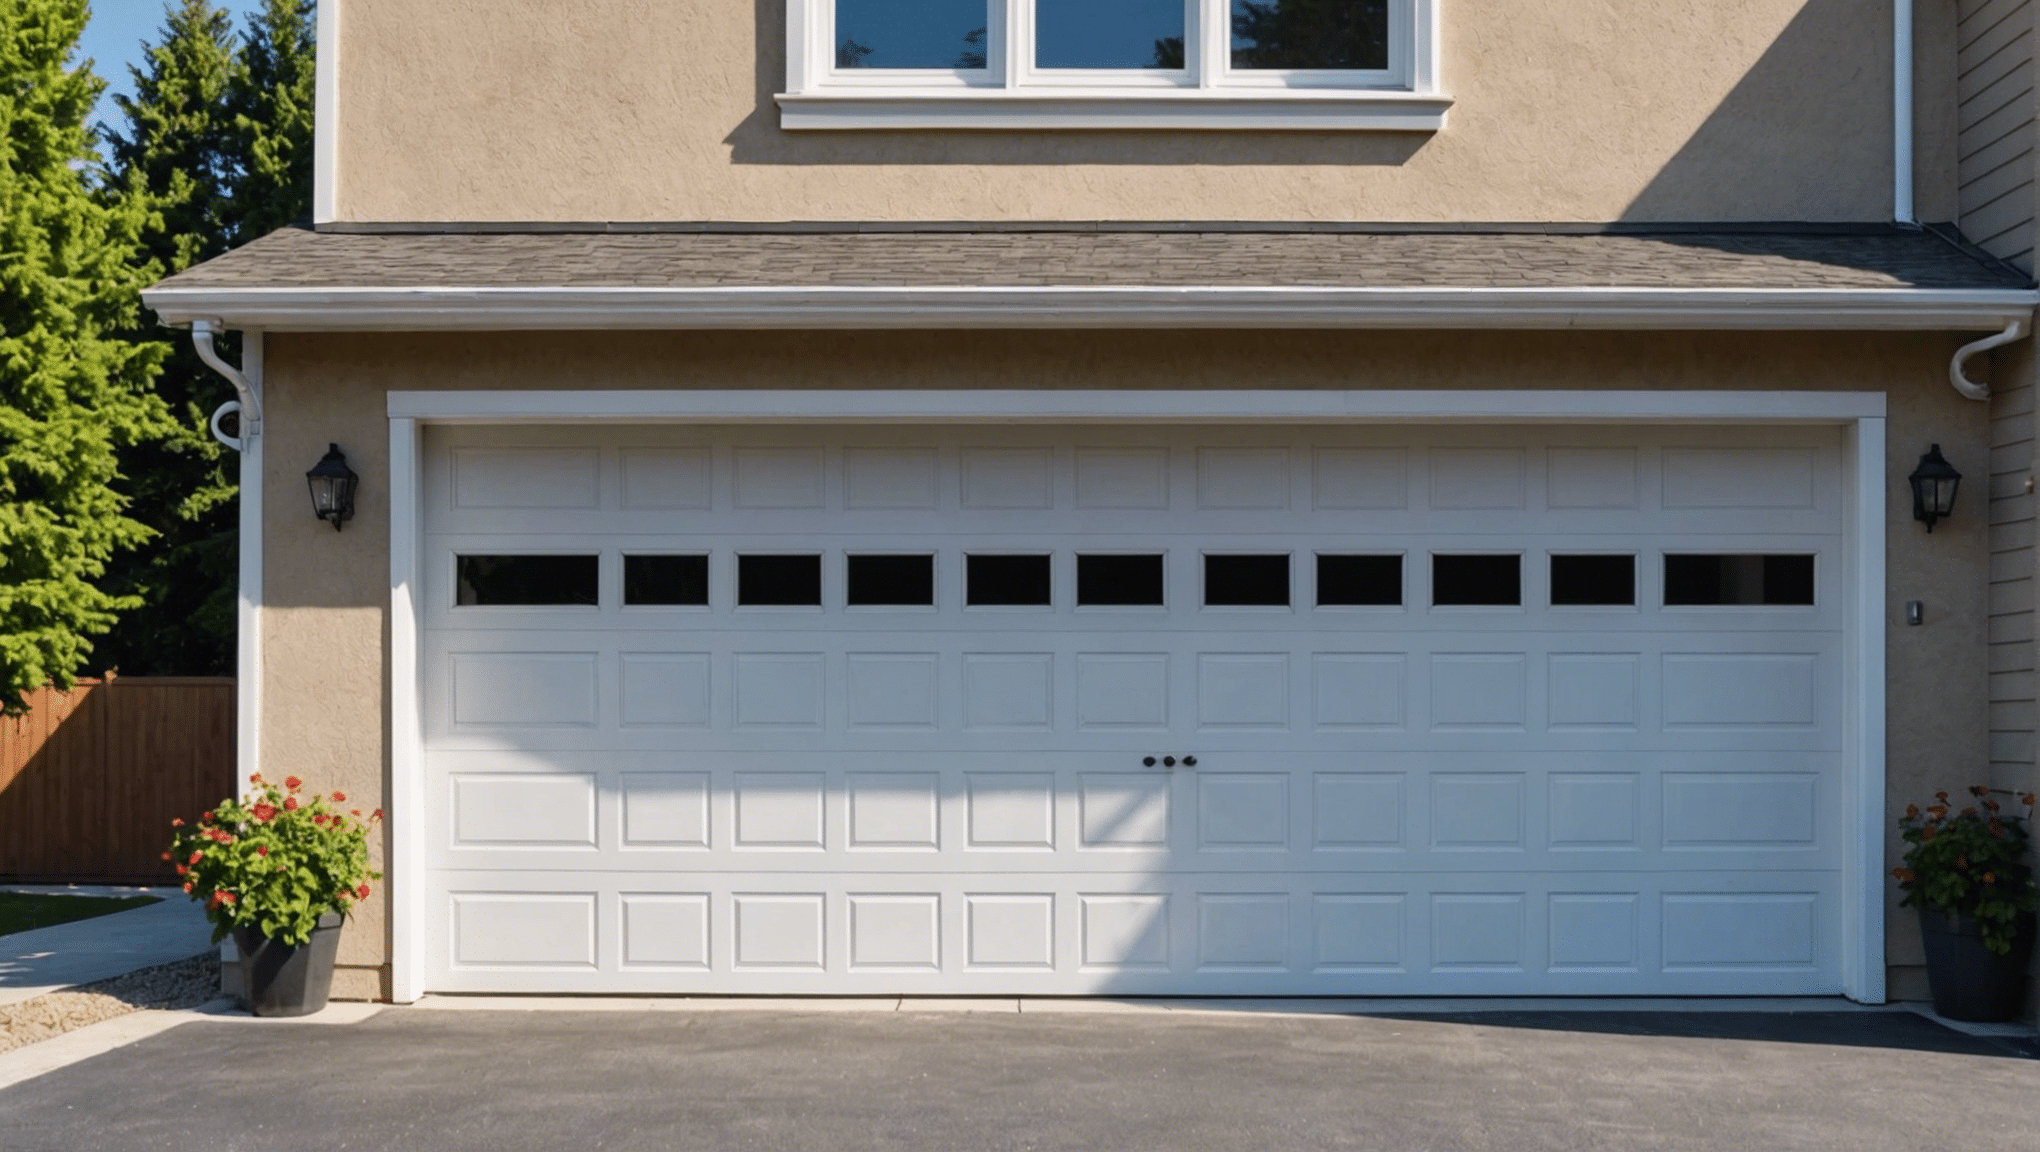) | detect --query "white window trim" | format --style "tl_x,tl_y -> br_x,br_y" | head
778,0 -> 1447,130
